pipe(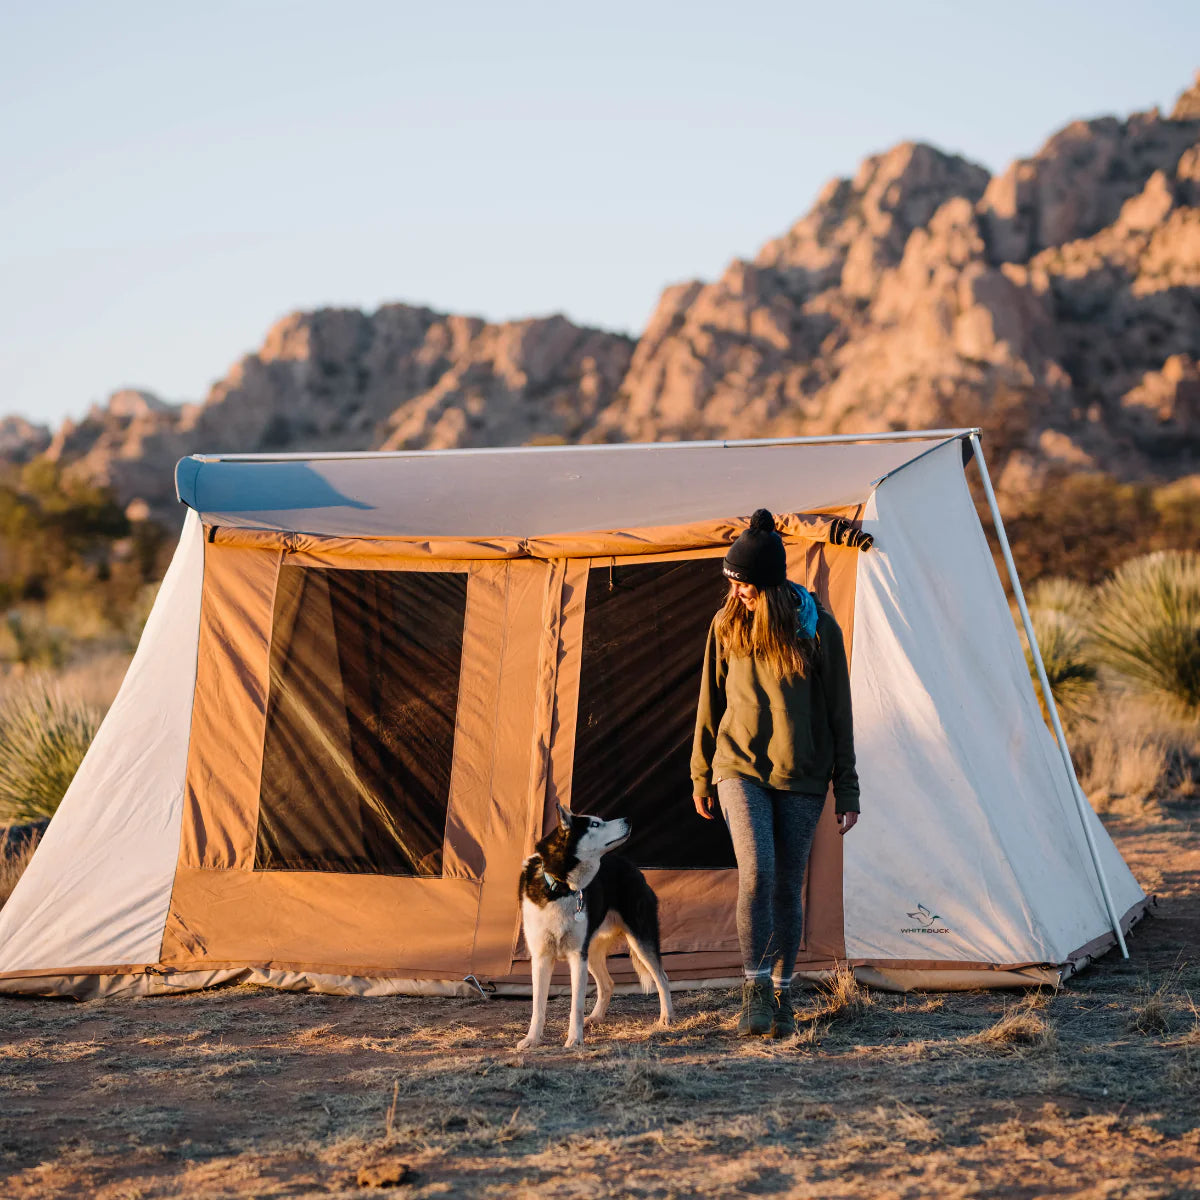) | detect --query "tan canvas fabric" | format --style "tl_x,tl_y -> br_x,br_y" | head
543,559 -> 590,819
440,563 -> 506,879
467,559 -> 552,976
791,506 -> 864,964
207,512 -> 863,564
161,866 -> 482,972
165,552 -> 550,978
177,542 -> 281,870
515,517 -> 865,971
0,962 -> 1062,1001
